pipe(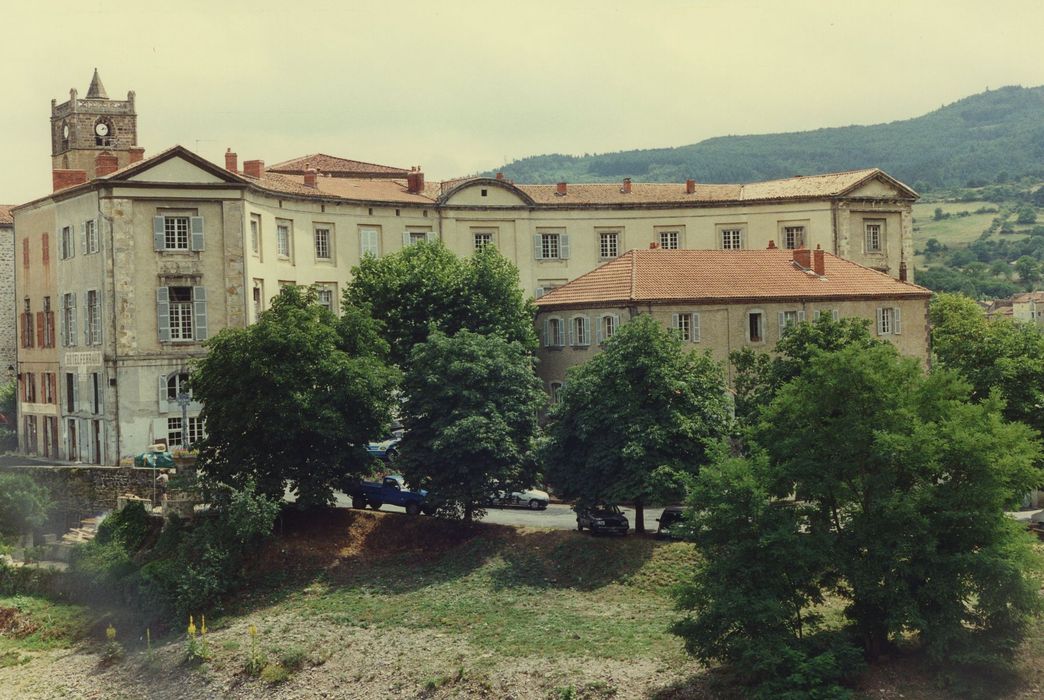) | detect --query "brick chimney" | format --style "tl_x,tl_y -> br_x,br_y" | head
94,152 -> 119,177
813,245 -> 825,275
767,240 -> 777,249
243,160 -> 265,179
304,168 -> 318,188
556,182 -> 567,196
52,169 -> 88,192
128,147 -> 145,164
224,148 -> 238,173
685,179 -> 696,194
621,177 -> 632,194
495,172 -> 504,180
649,241 -> 660,249
406,170 -> 425,194
792,247 -> 812,269
899,260 -> 908,282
